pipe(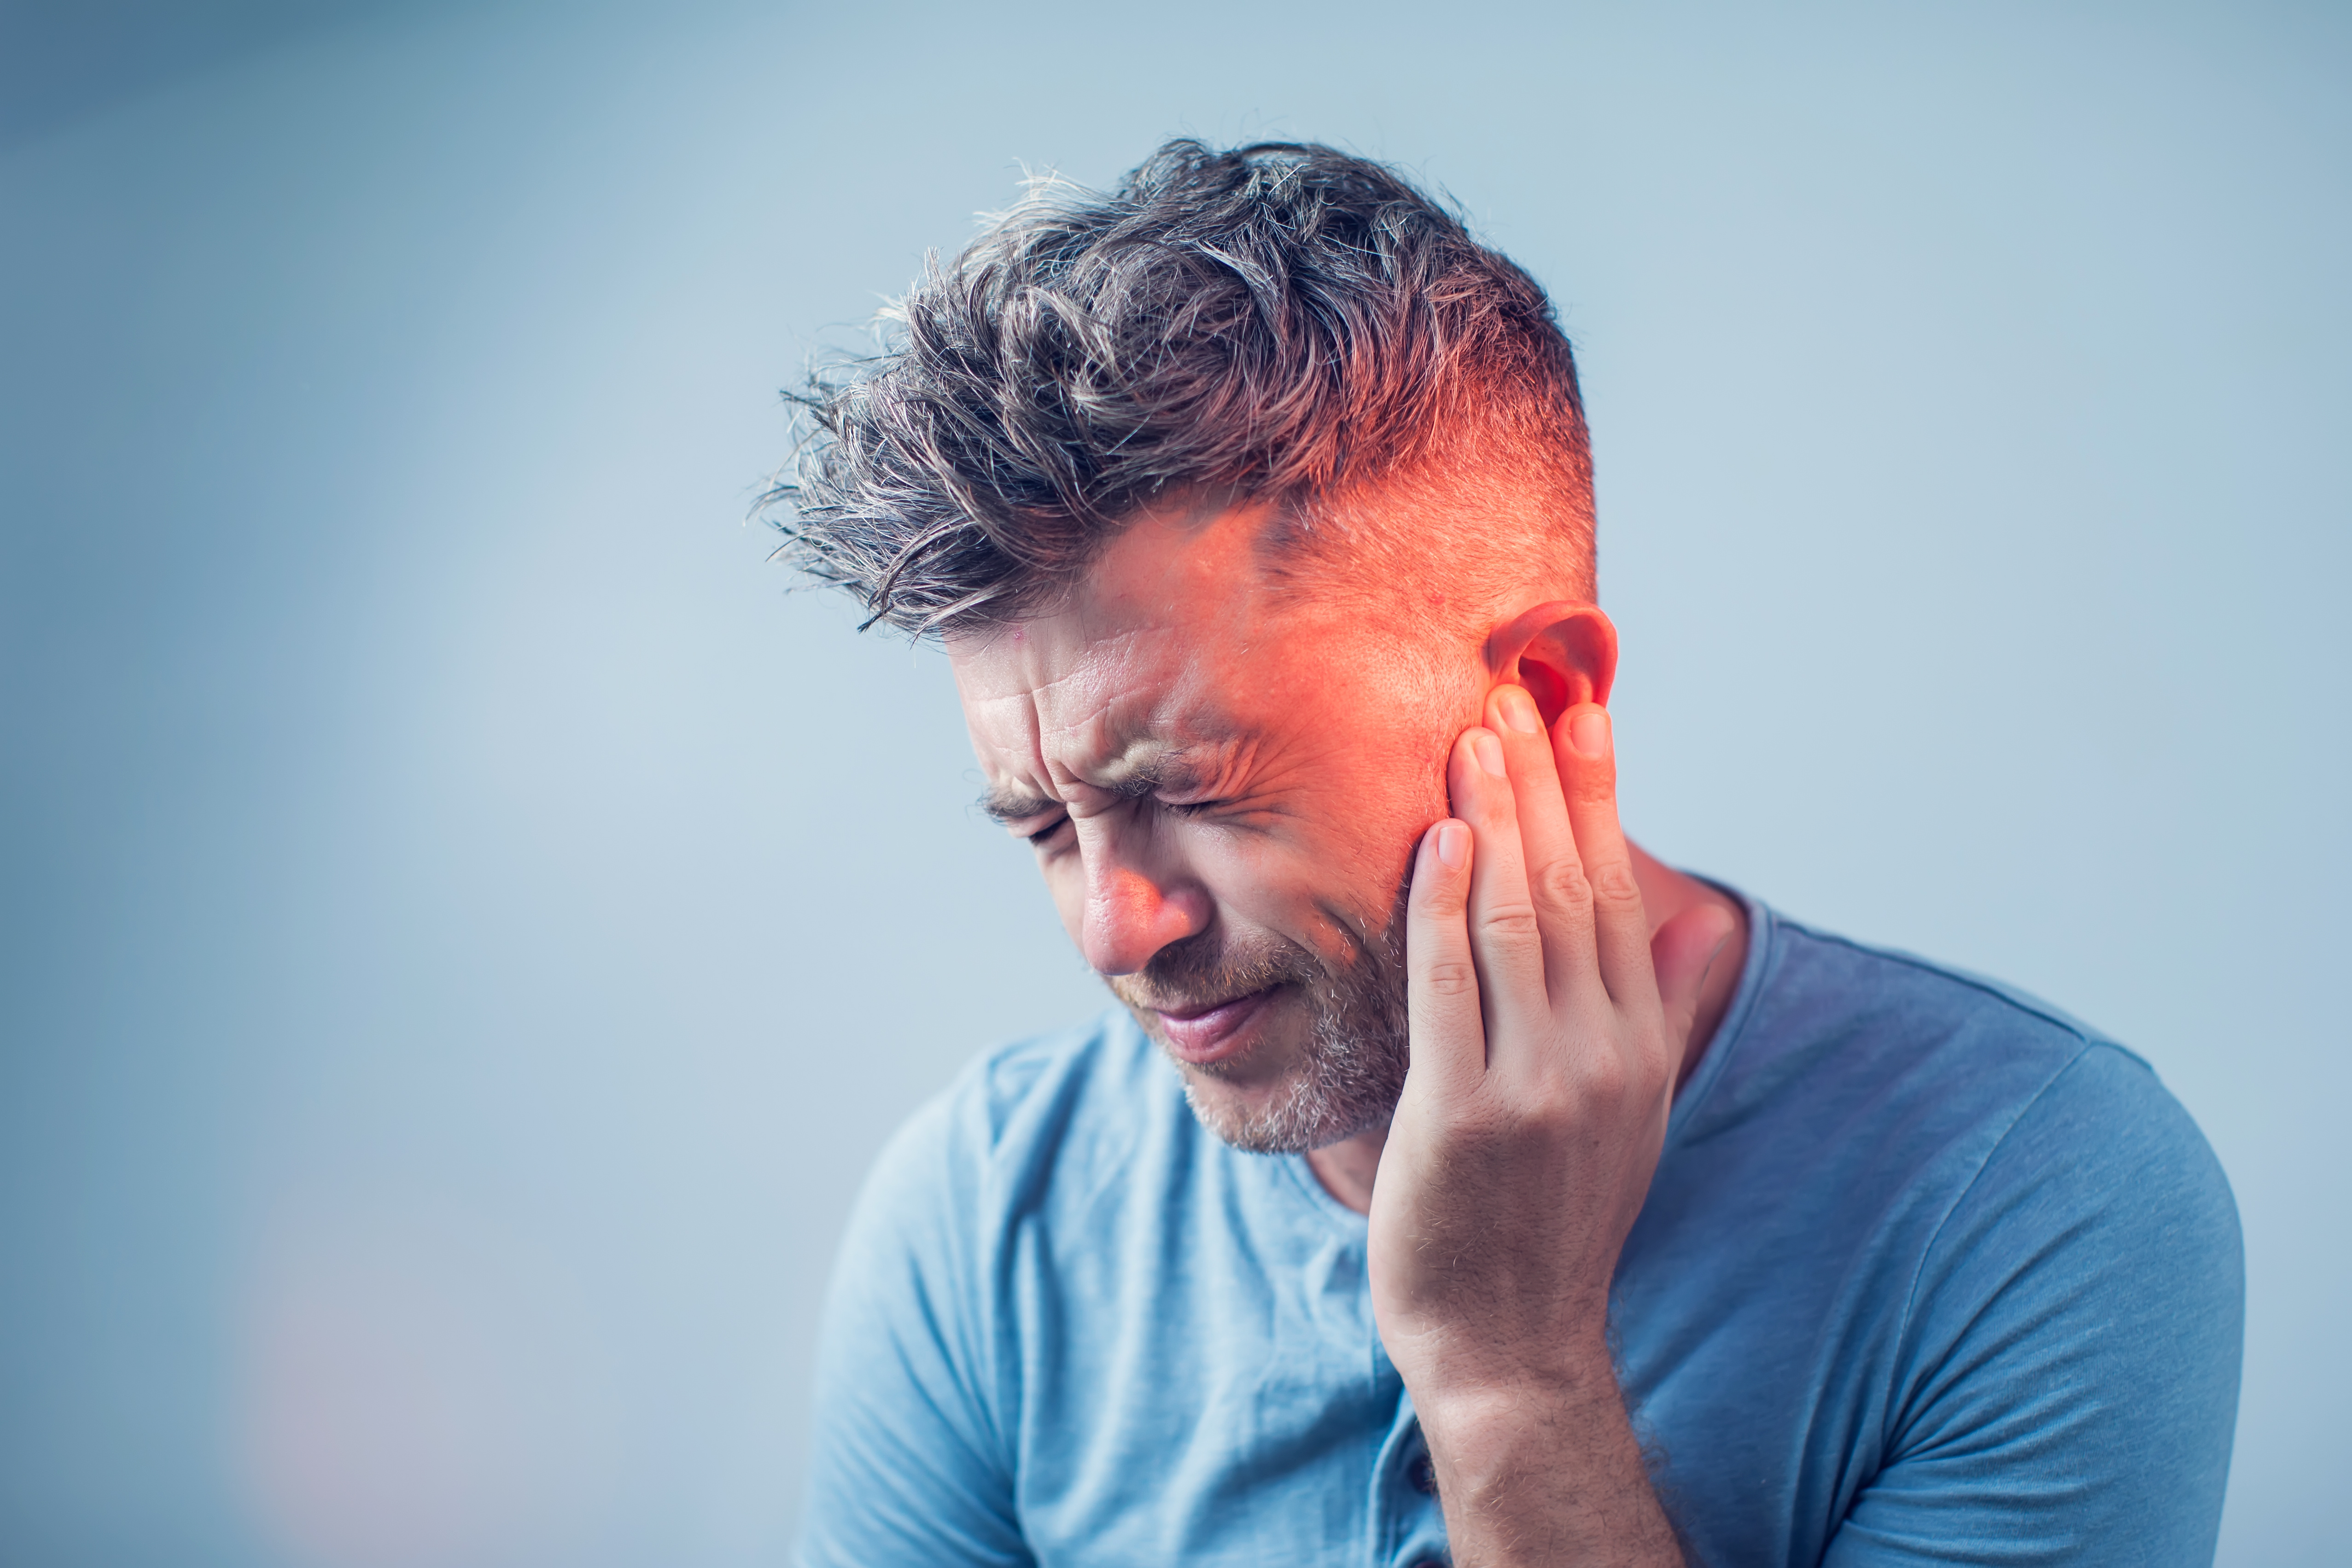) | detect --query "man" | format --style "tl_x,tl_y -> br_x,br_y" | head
777,141 -> 2241,1565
